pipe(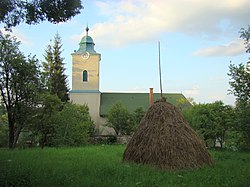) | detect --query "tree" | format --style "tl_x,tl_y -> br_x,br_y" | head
240,25 -> 250,54
183,101 -> 233,148
228,63 -> 250,149
211,102 -> 234,148
107,103 -> 132,135
34,93 -> 62,148
50,103 -> 94,146
176,97 -> 193,110
0,34 -> 41,148
228,63 -> 250,104
228,64 -> 250,149
0,0 -> 83,28
0,104 -> 8,147
227,26 -> 250,150
42,33 -> 69,102
228,25 -> 250,104
131,107 -> 145,130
